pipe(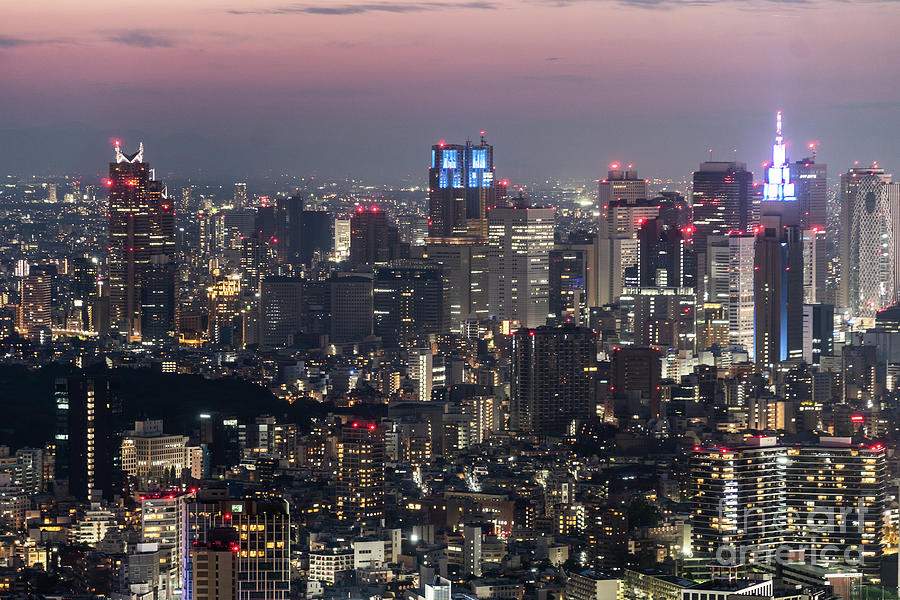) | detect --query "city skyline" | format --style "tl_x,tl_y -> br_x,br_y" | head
3,0 -> 900,181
